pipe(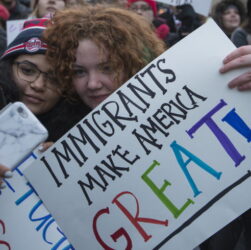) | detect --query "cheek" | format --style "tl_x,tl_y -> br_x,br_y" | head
222,16 -> 231,25
73,78 -> 87,95
223,14 -> 230,20
12,69 -> 26,92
